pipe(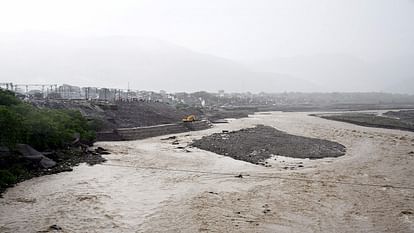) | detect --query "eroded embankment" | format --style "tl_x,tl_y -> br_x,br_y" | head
0,147 -> 107,196
191,125 -> 346,164
318,112 -> 414,132
97,120 -> 212,141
